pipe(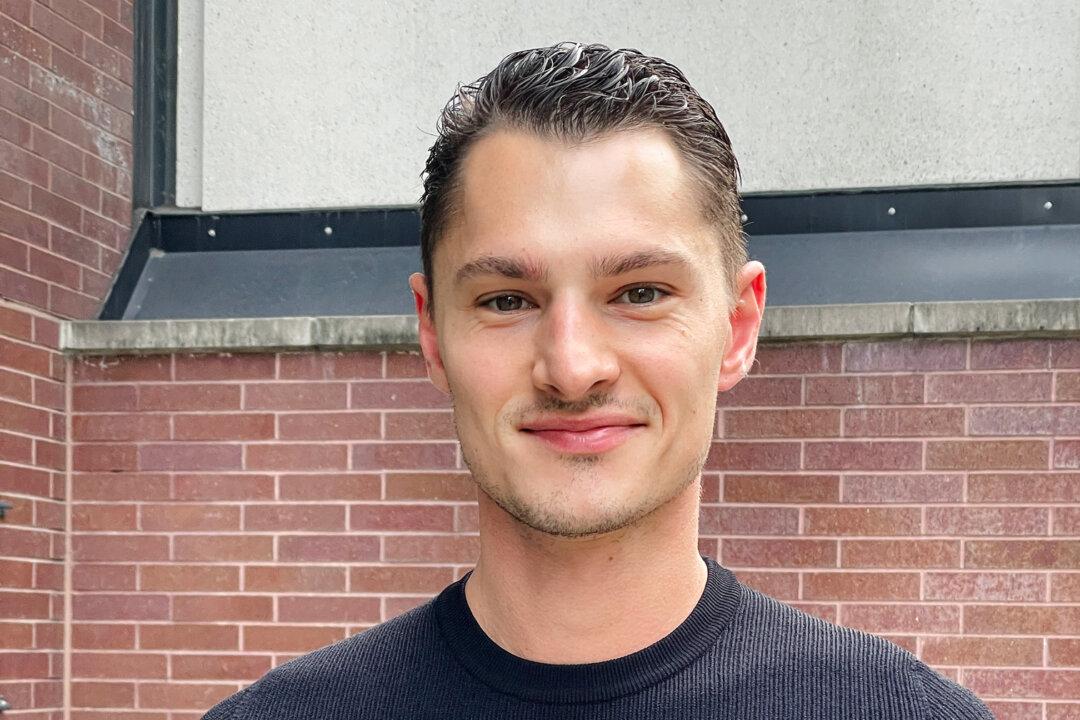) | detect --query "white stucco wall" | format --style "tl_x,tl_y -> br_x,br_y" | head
175,0 -> 1080,211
